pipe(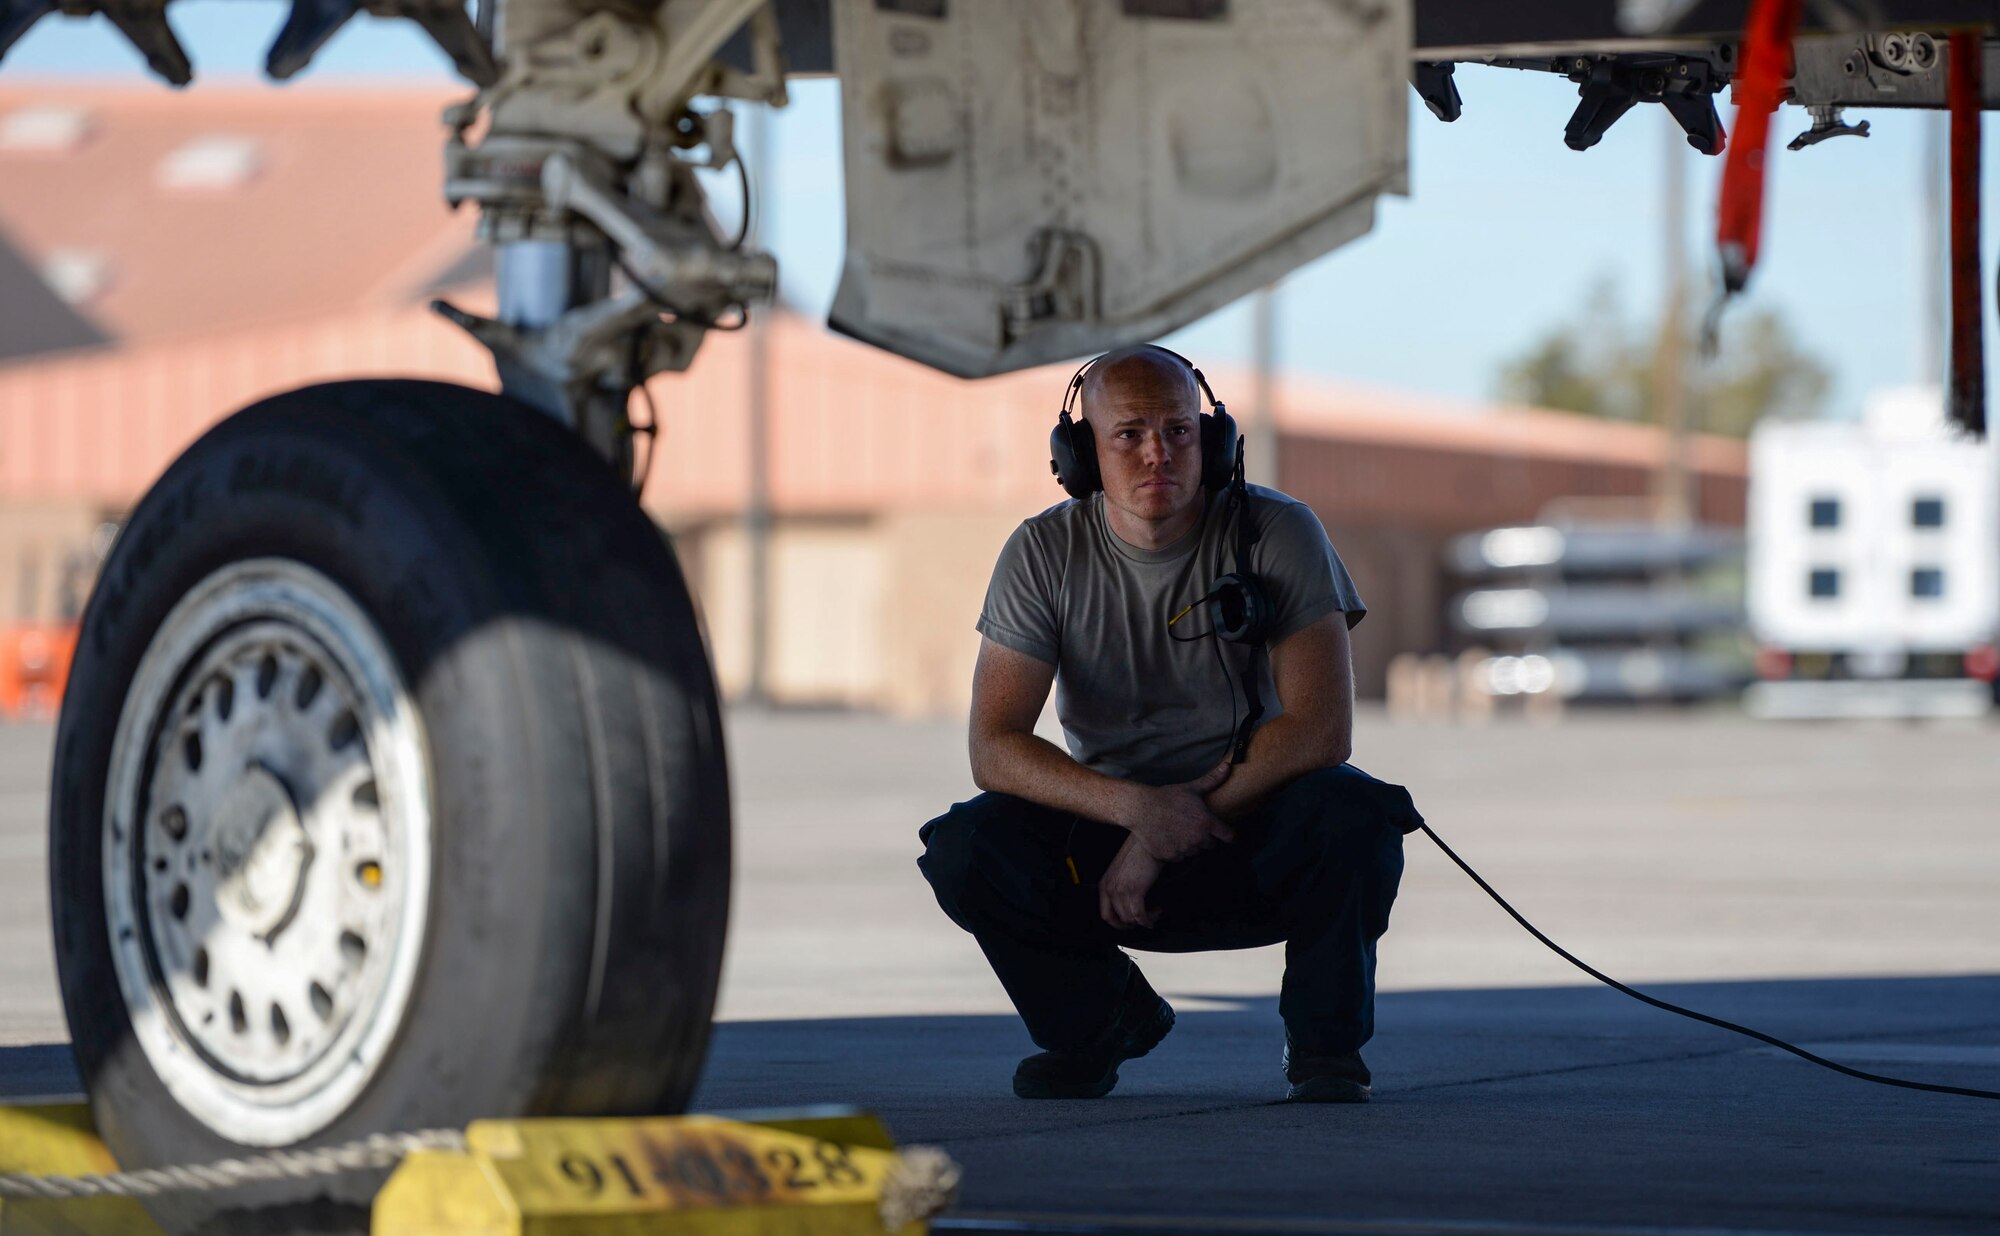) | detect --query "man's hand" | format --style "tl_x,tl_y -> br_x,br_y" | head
1099,833 -> 1165,929
1117,760 -> 1234,862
